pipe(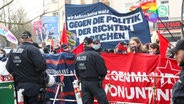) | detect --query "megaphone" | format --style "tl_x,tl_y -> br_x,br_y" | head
46,74 -> 55,87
